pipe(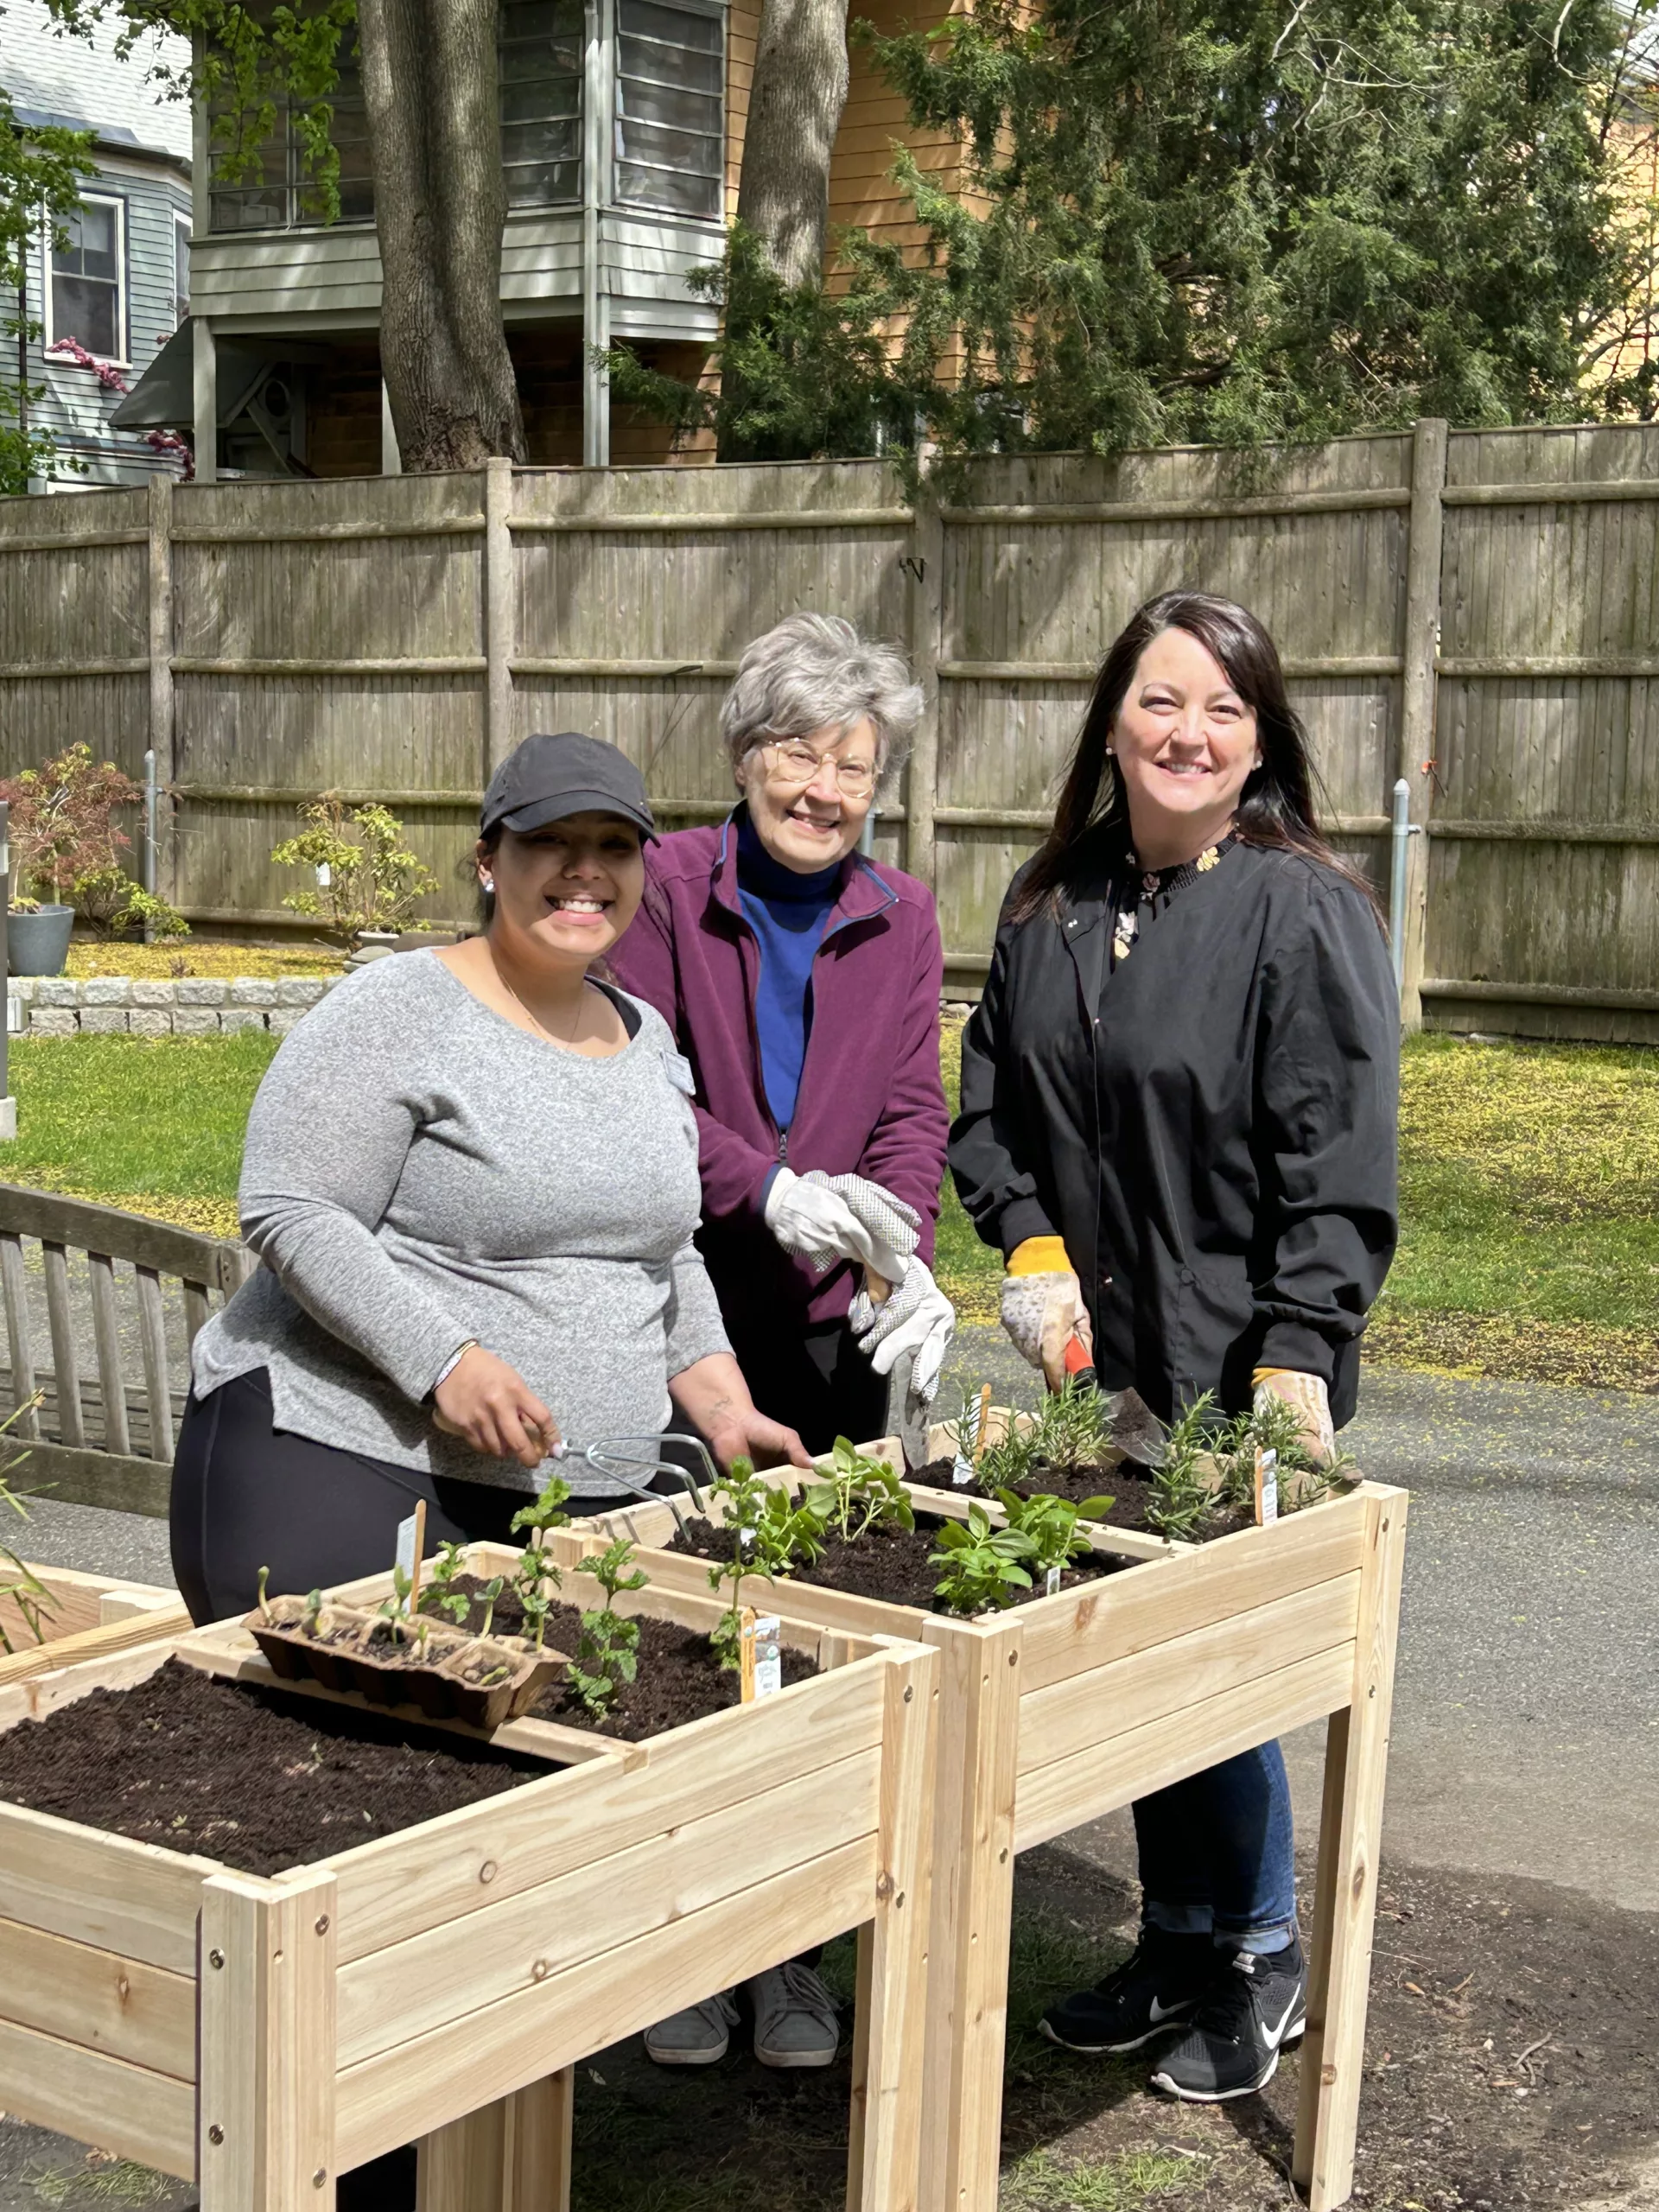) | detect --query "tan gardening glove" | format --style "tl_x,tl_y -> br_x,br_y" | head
1000,1236 -> 1093,1394
1252,1367 -> 1336,1468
